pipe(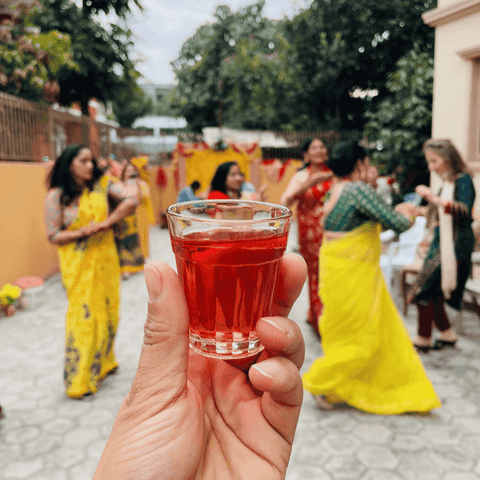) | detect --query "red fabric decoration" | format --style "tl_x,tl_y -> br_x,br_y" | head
387,177 -> 395,186
174,166 -> 180,191
155,166 -> 167,189
444,202 -> 452,214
